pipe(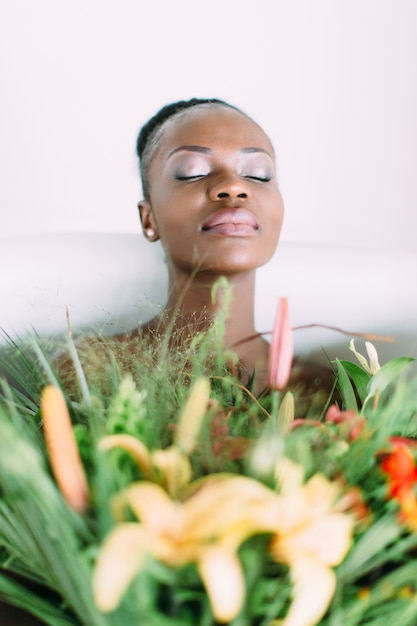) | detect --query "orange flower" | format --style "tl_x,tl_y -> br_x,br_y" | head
41,385 -> 89,514
381,442 -> 417,529
268,297 -> 294,391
